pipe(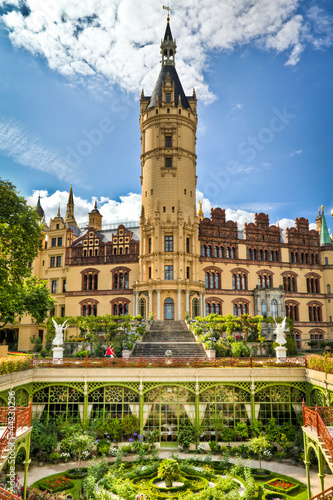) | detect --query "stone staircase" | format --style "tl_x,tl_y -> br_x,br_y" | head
131,320 -> 207,359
